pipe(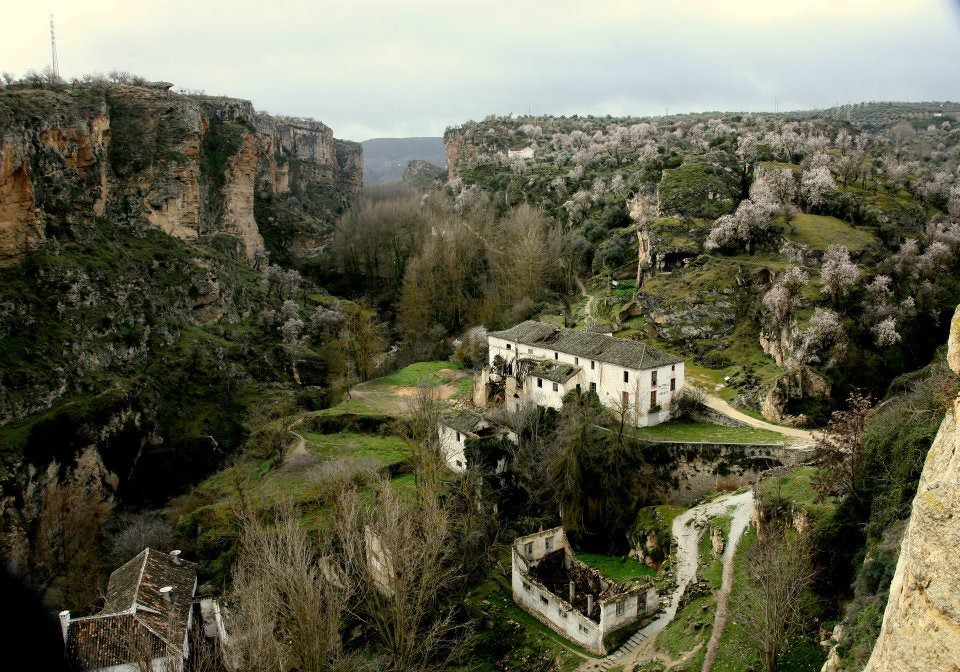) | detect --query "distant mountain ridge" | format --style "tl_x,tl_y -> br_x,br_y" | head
362,136 -> 445,185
